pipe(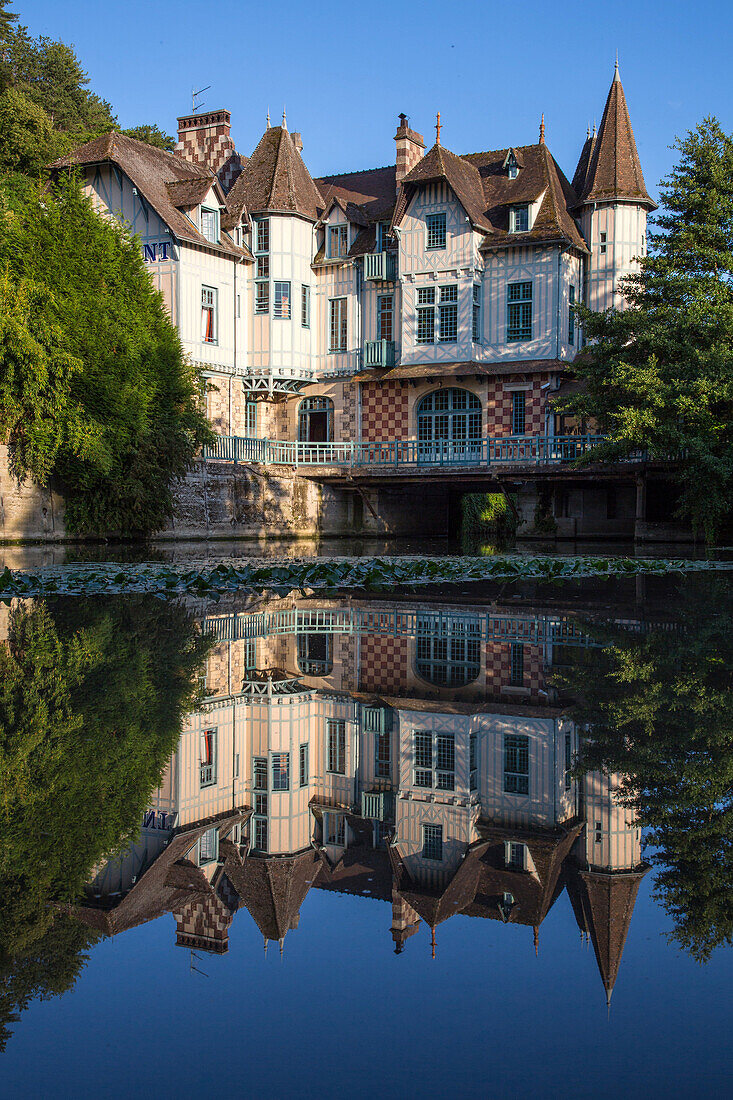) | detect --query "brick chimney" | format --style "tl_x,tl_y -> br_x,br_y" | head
291,131 -> 303,153
176,109 -> 237,176
394,113 -> 425,185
